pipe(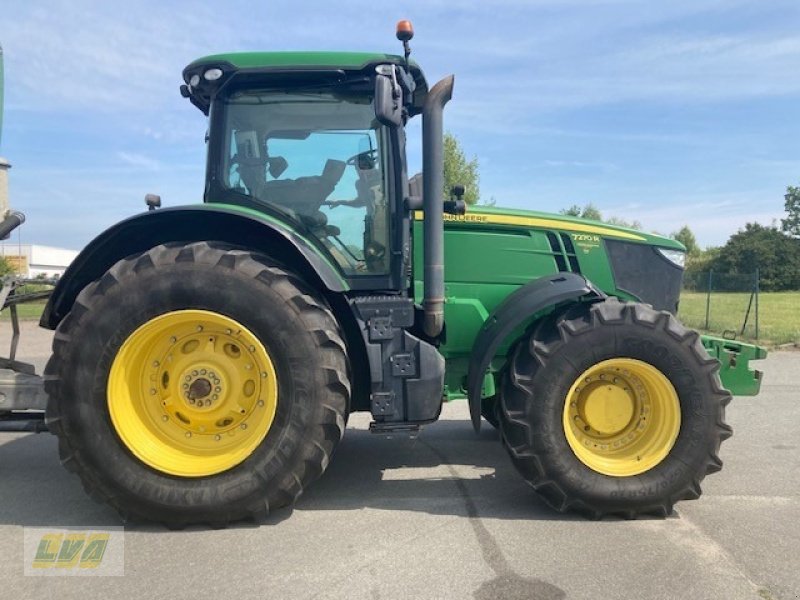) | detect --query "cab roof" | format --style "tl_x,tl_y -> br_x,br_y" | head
182,51 -> 428,115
